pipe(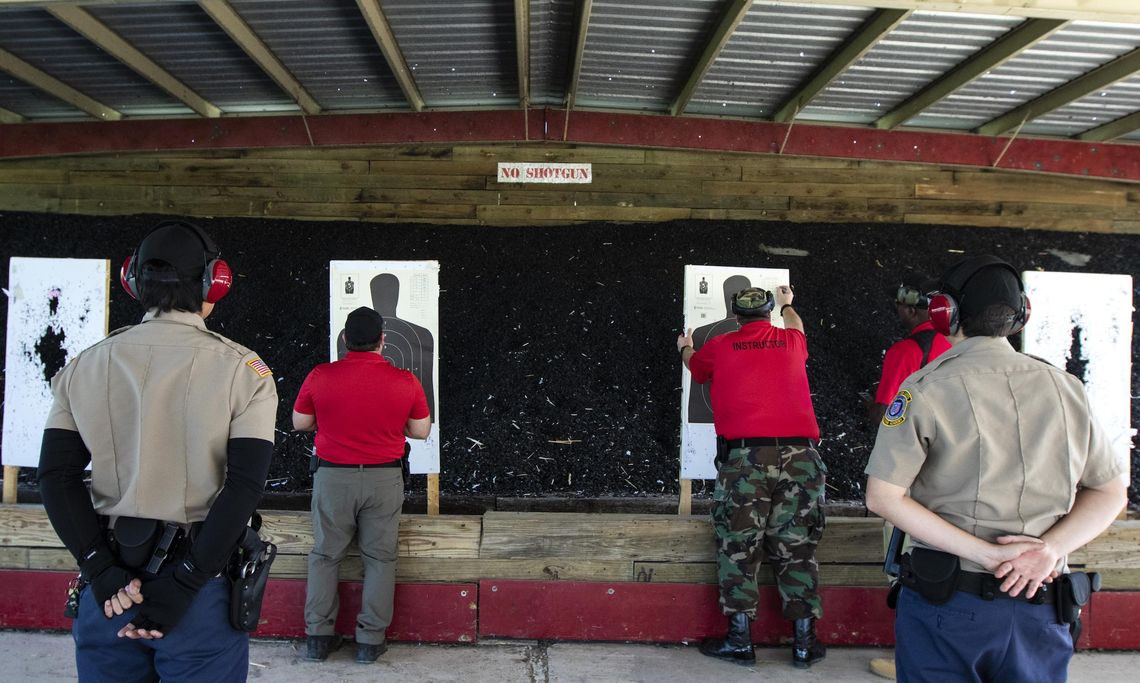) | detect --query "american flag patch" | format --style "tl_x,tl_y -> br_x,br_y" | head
247,358 -> 272,377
